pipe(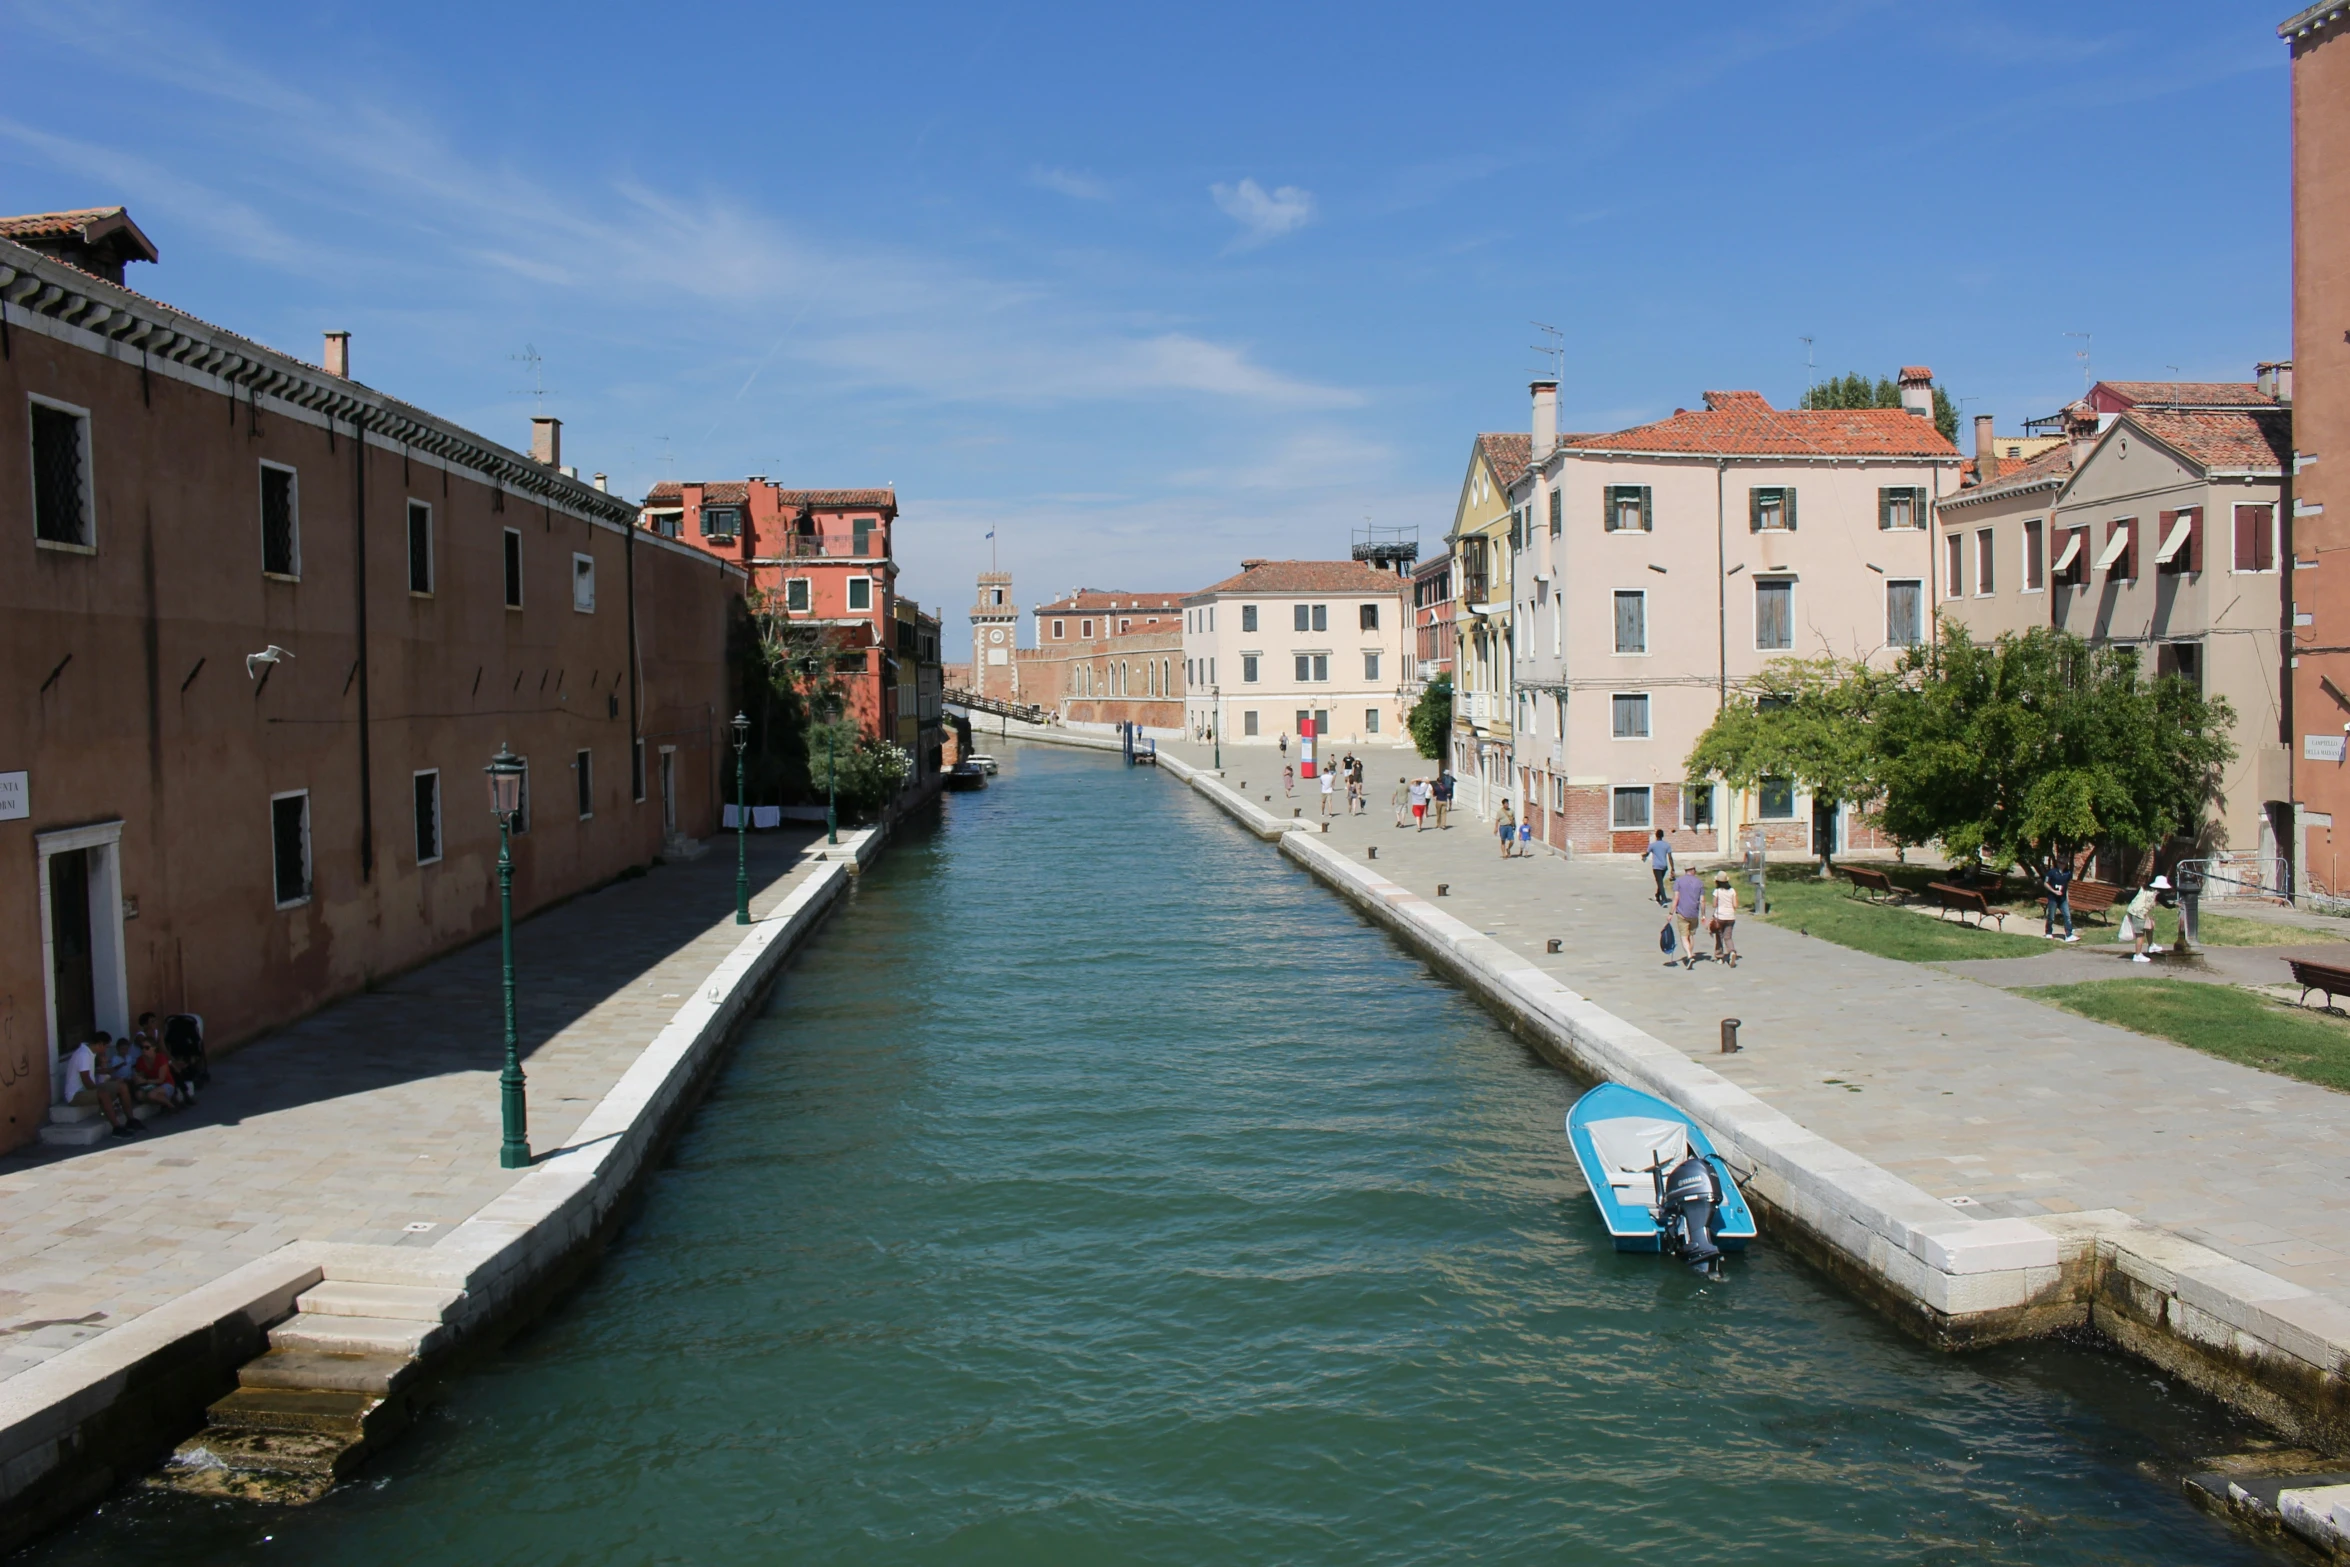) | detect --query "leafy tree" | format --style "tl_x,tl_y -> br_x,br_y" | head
1407,675 -> 1452,760
1685,656 -> 1892,876
1801,370 -> 1959,445
1872,624 -> 2236,876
